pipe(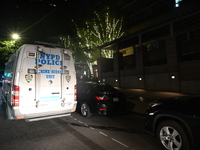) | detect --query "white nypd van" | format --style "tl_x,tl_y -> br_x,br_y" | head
2,42 -> 77,122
